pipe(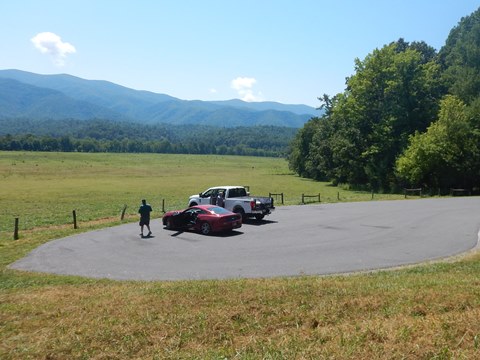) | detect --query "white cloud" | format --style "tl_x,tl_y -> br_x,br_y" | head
231,77 -> 256,91
31,32 -> 76,66
209,88 -> 218,94
231,76 -> 264,102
